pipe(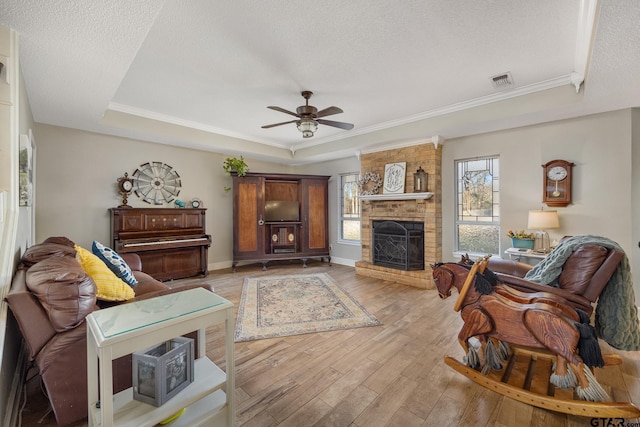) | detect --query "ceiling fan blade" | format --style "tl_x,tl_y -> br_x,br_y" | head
315,106 -> 343,118
267,106 -> 299,117
317,119 -> 354,130
261,119 -> 297,129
